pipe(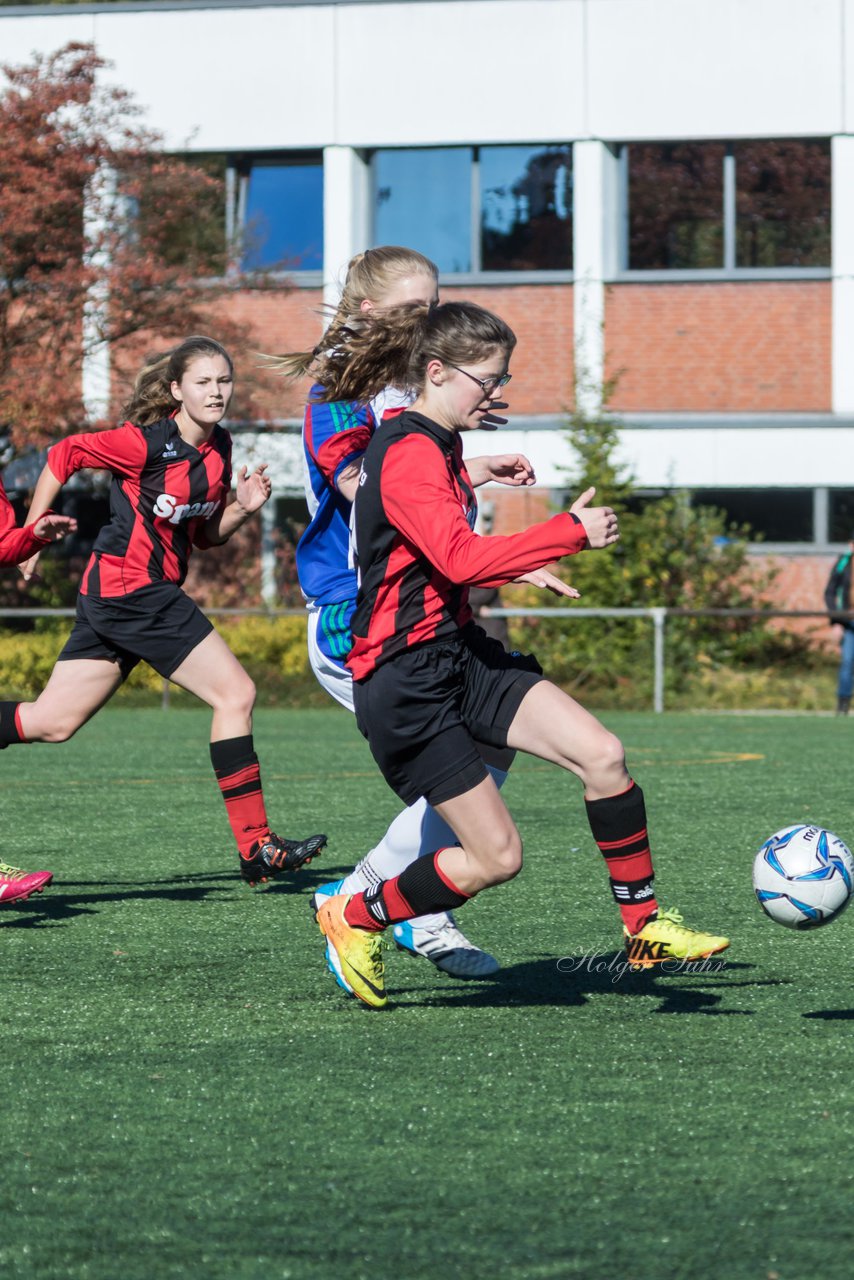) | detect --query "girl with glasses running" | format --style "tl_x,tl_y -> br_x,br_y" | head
313,299 -> 729,1008
276,247 -> 564,987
